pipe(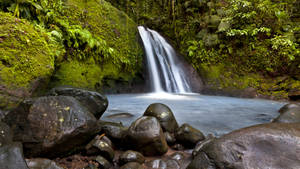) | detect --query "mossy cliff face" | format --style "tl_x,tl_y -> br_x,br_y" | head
0,12 -> 55,110
52,0 -> 143,92
199,64 -> 300,99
